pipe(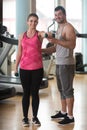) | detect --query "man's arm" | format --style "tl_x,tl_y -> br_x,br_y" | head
47,23 -> 76,49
